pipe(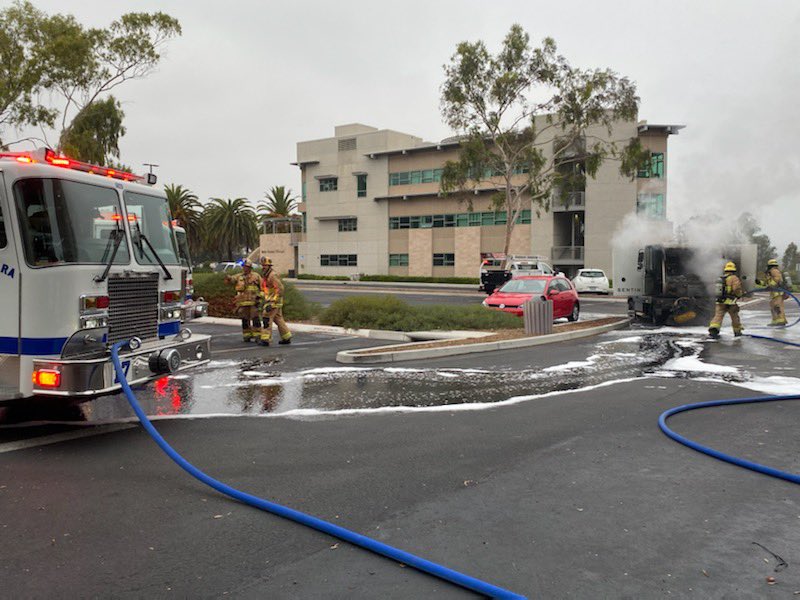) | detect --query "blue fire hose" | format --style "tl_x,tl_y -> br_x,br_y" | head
660,288 -> 800,483
110,341 -> 525,599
